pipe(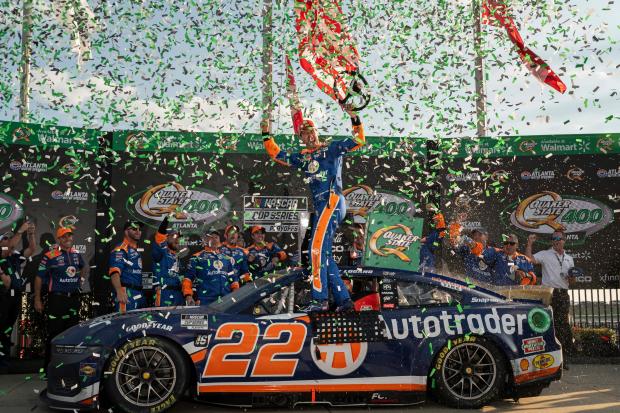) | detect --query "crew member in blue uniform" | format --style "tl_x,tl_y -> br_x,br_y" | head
220,224 -> 251,284
34,227 -> 88,375
483,234 -> 537,286
109,221 -> 146,313
182,228 -> 237,305
247,226 -> 287,279
419,208 -> 446,272
263,104 -> 363,312
152,216 -> 184,306
453,229 -> 492,284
